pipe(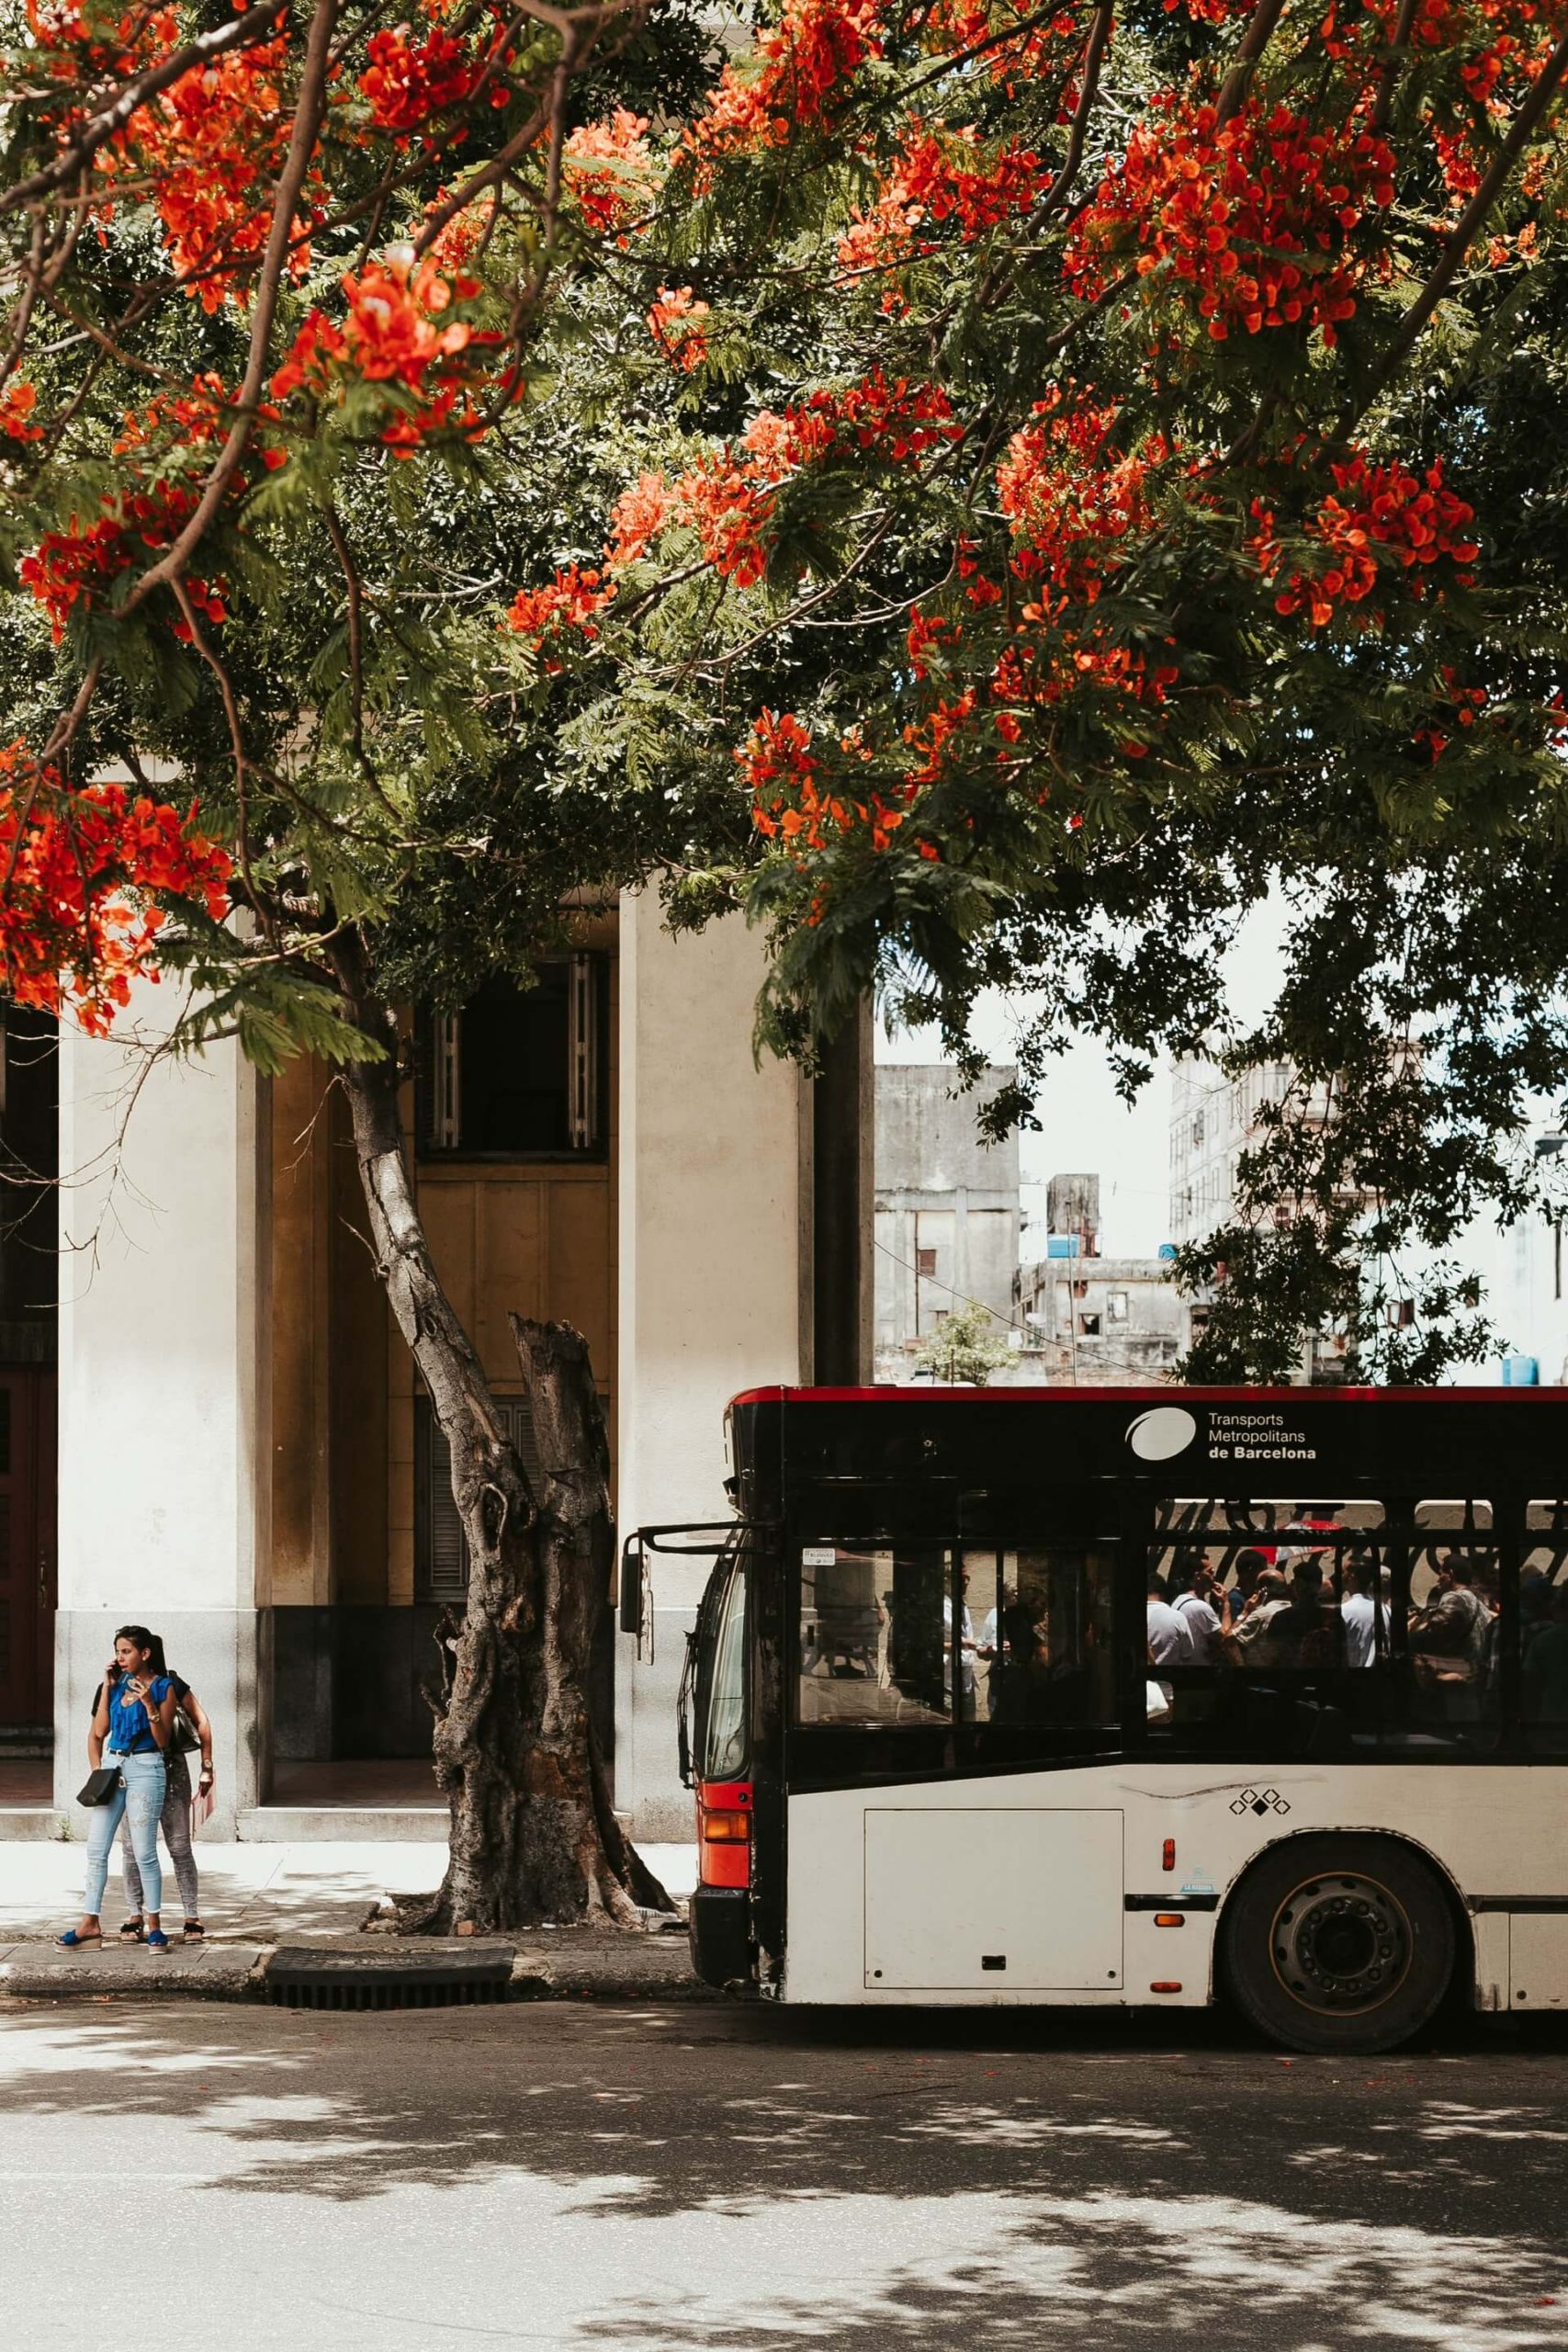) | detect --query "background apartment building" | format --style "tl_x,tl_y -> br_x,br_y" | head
873,1064 -> 1021,1378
